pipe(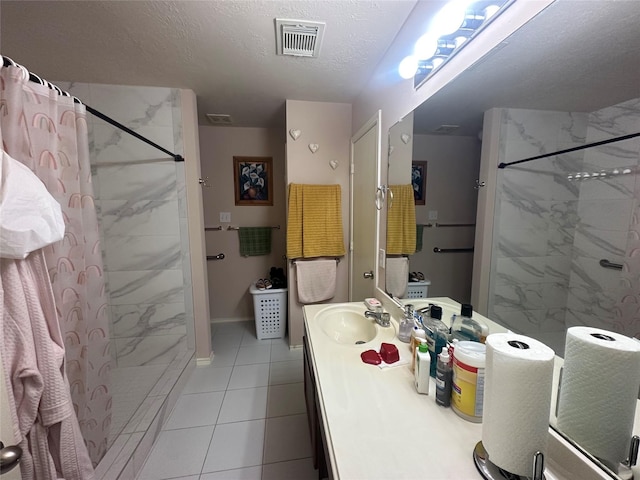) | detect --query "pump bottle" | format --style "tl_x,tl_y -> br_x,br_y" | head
435,346 -> 452,407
